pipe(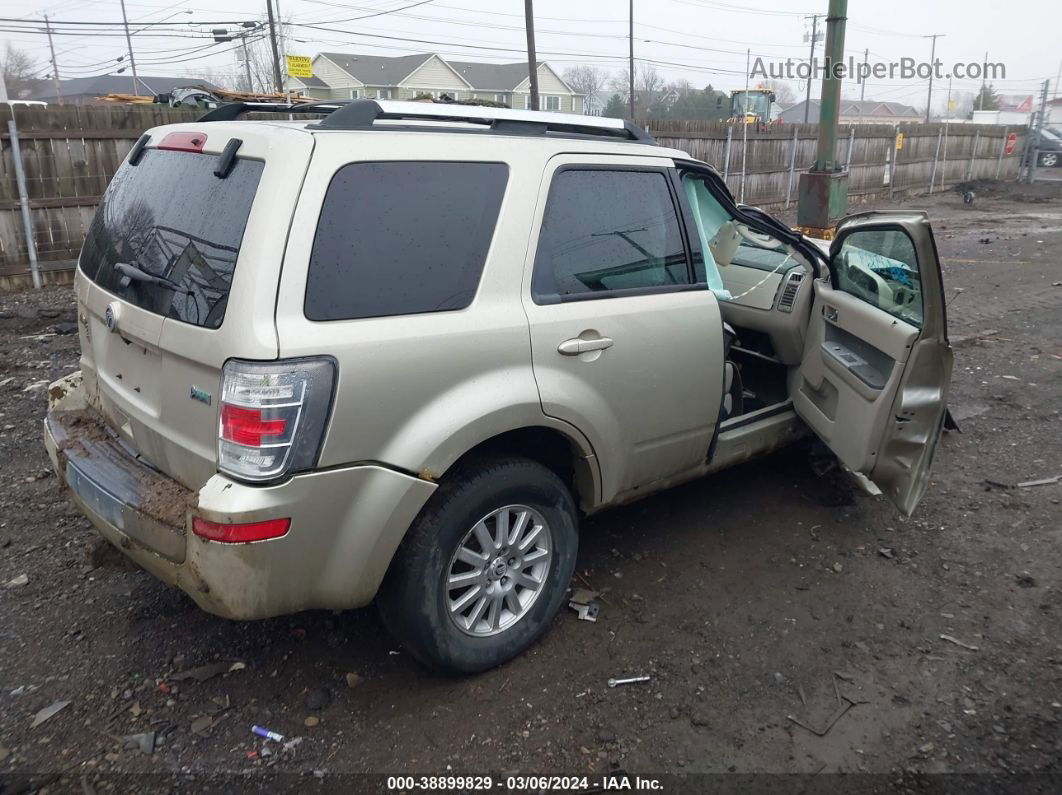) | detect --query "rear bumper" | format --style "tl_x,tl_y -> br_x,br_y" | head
45,372 -> 437,619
